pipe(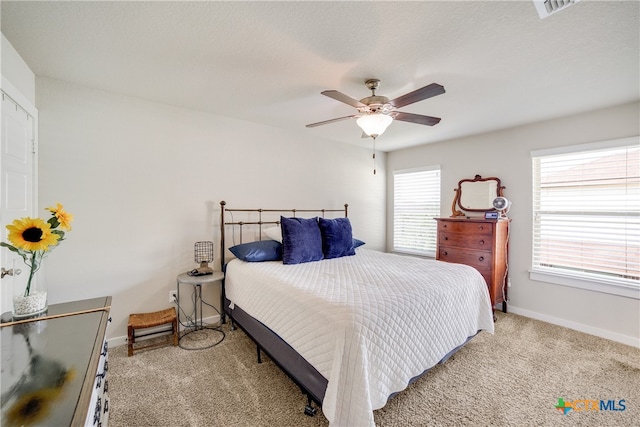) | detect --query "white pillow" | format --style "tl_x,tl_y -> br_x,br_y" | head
264,226 -> 282,243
